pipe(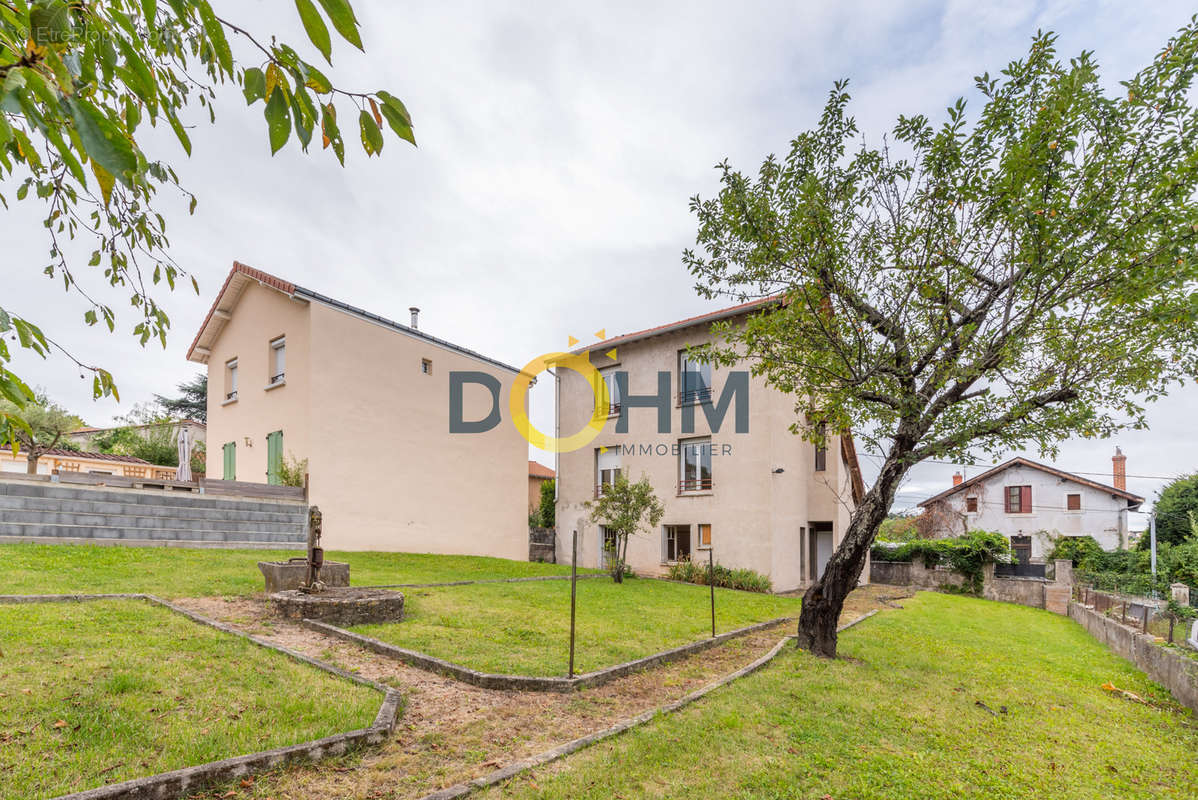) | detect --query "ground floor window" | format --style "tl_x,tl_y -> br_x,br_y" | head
664,524 -> 692,562
698,523 -> 712,549
1011,535 -> 1032,563
599,526 -> 619,569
